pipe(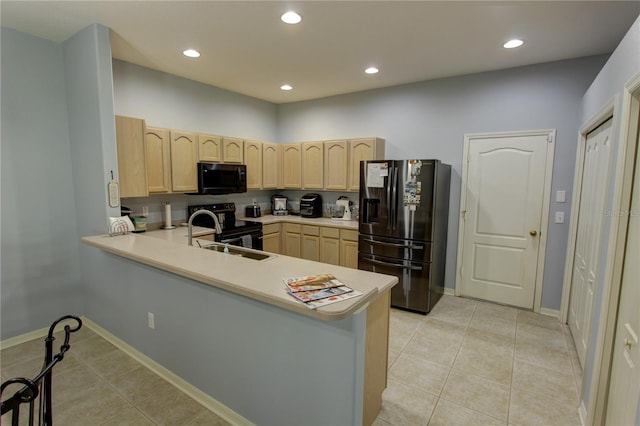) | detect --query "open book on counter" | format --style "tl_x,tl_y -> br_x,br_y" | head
284,274 -> 363,309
